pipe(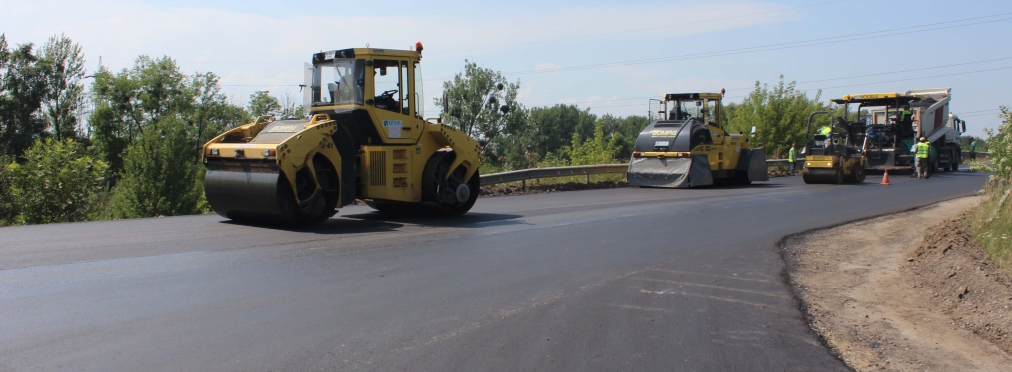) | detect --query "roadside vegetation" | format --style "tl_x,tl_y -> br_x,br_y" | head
967,106 -> 1012,271
1,33 -> 856,226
